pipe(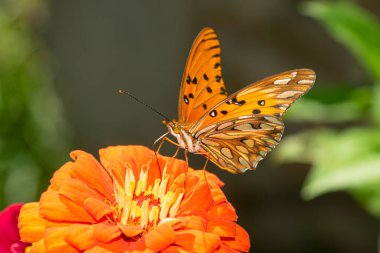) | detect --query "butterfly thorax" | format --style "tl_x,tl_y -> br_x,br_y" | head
163,119 -> 202,153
